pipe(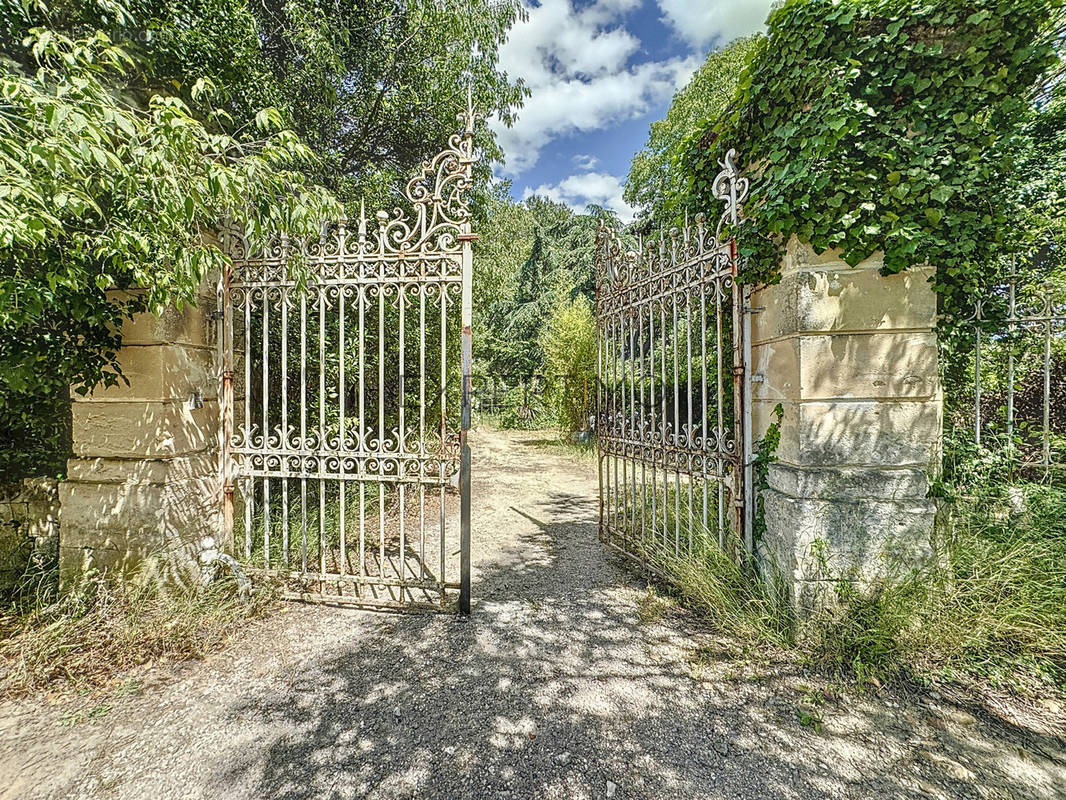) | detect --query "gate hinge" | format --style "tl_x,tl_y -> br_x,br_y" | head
744,305 -> 765,314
